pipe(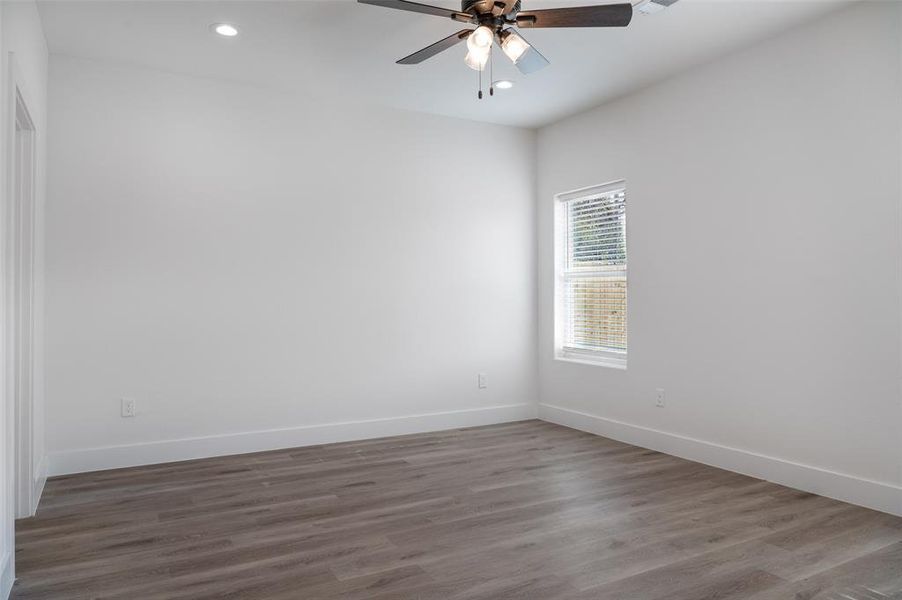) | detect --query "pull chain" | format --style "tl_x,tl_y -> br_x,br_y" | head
489,45 -> 494,97
478,61 -> 483,100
